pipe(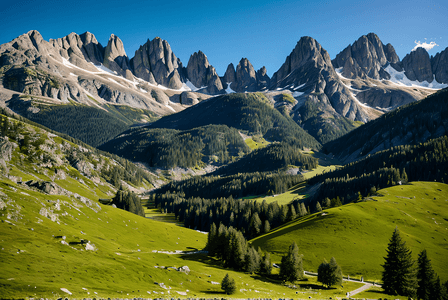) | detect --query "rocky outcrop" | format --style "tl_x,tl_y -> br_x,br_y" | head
332,33 -> 397,80
131,37 -> 184,89
431,47 -> 448,83
0,136 -> 16,162
186,51 -> 223,94
103,34 -> 132,79
402,47 -> 433,83
180,91 -> 199,105
231,58 -> 258,92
